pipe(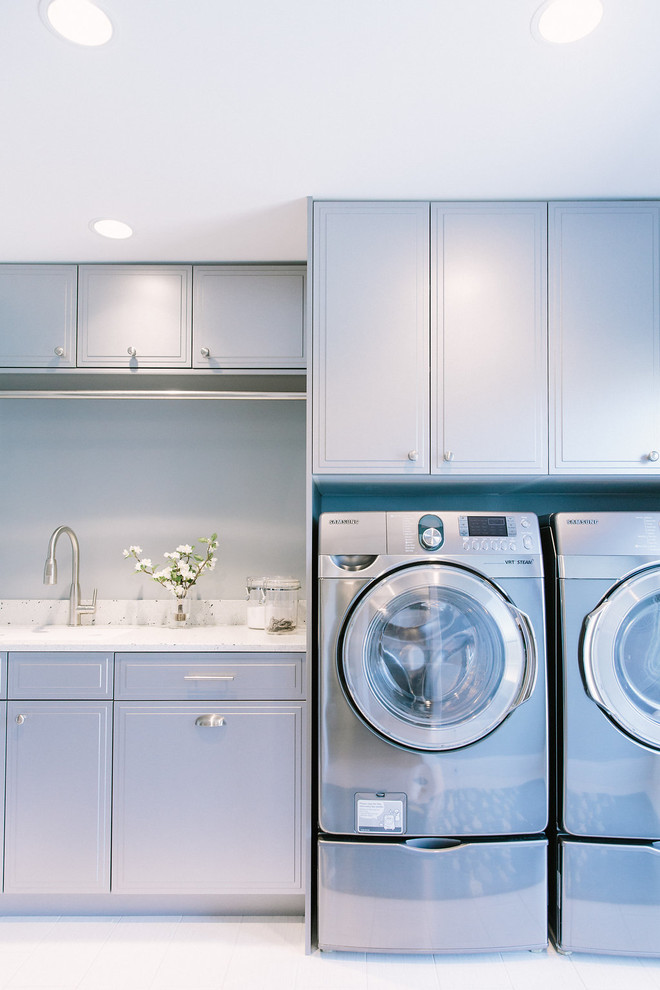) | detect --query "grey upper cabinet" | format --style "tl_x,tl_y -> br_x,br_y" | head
78,265 -> 192,368
550,202 -> 660,474
312,200 -> 547,475
432,202 -> 548,475
193,265 -> 306,369
313,201 -> 431,474
0,265 -> 77,367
